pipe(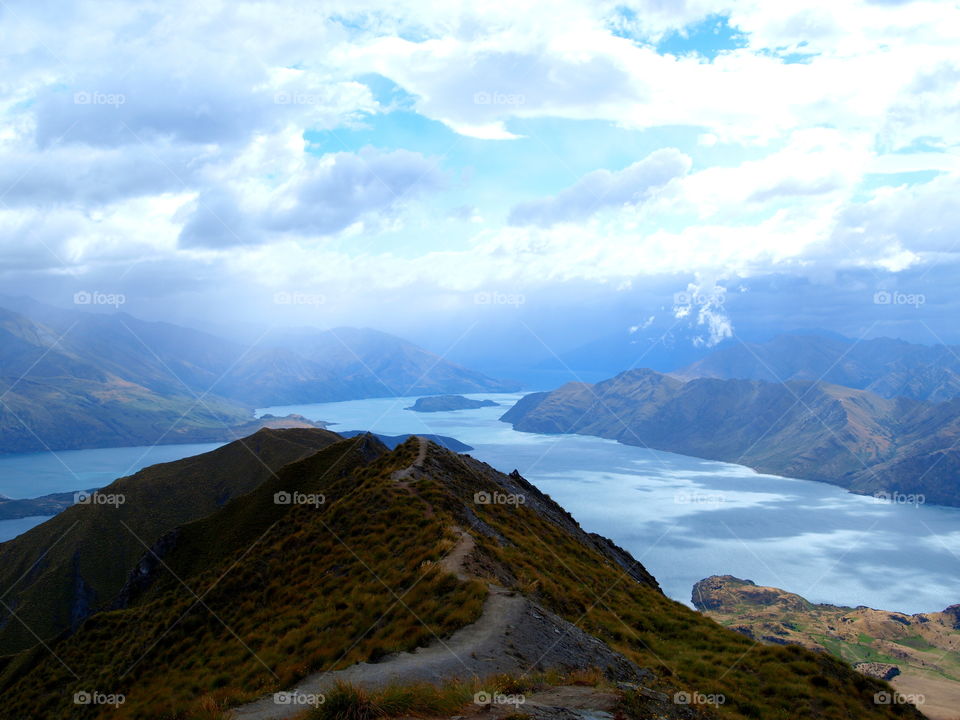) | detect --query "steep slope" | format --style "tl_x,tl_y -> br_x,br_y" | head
501,369 -> 960,505
677,333 -> 960,403
0,428 -> 342,654
0,434 -> 923,720
694,575 -> 960,720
